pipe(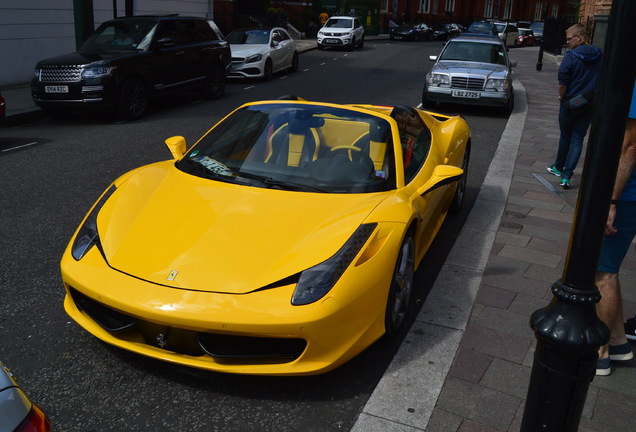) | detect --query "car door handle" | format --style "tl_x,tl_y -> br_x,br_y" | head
176,51 -> 186,55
